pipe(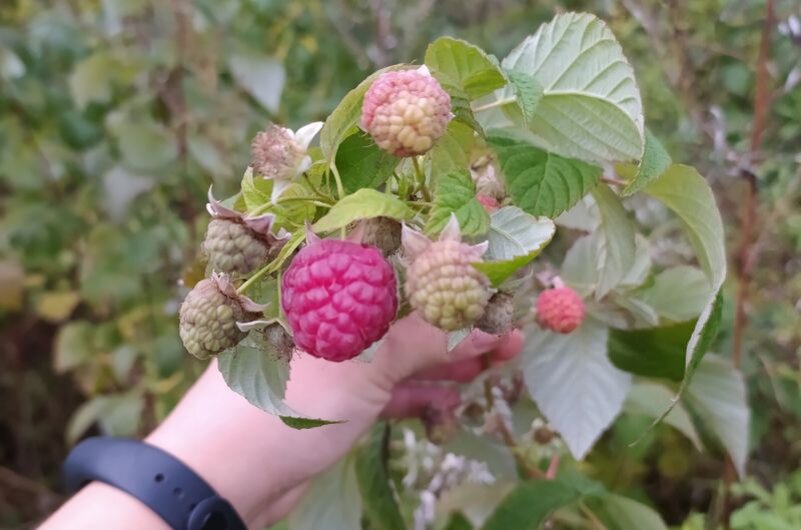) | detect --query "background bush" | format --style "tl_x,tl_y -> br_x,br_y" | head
0,0 -> 799,528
